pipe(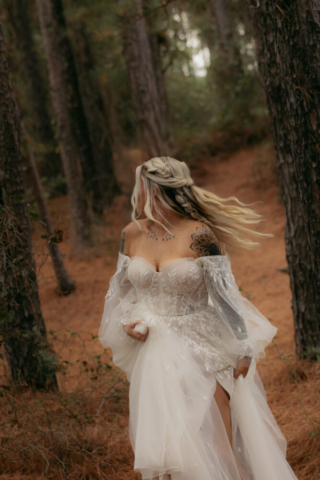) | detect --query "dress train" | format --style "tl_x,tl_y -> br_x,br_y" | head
99,253 -> 299,480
